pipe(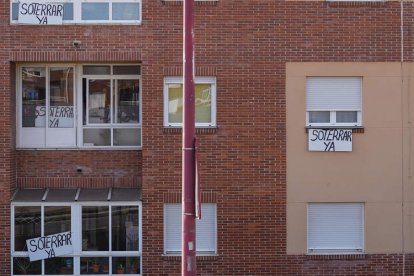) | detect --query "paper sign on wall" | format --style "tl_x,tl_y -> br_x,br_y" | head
26,231 -> 72,262
308,129 -> 352,152
18,2 -> 64,25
